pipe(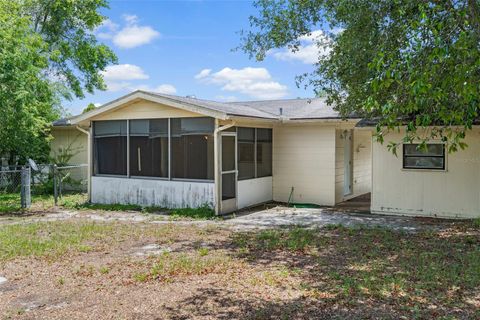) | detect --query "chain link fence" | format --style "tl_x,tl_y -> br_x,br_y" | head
0,164 -> 88,211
